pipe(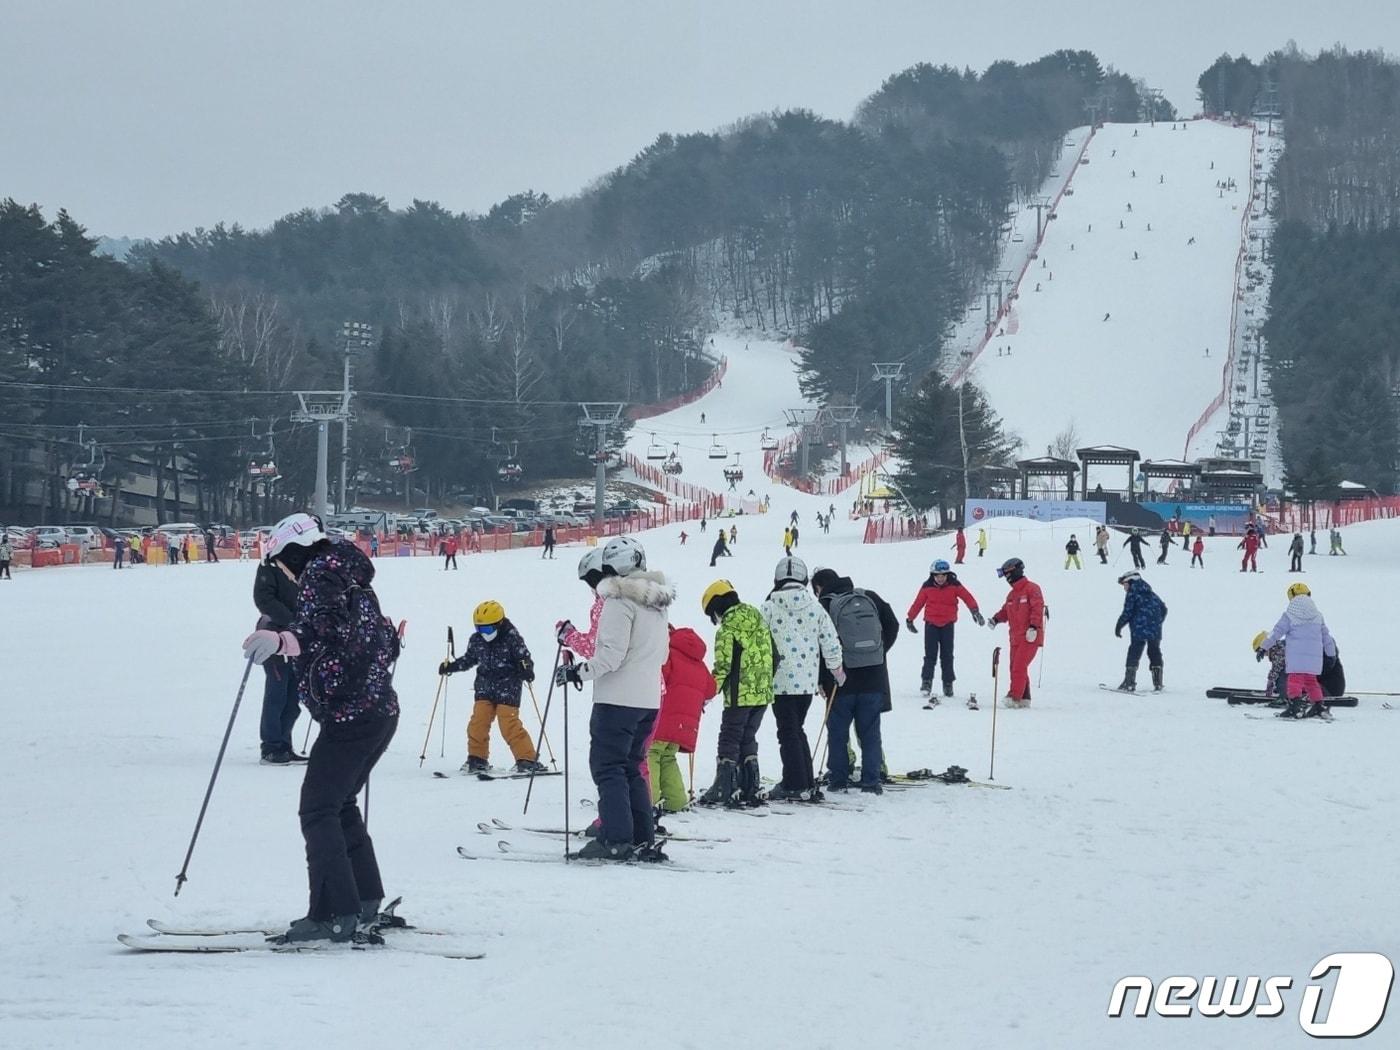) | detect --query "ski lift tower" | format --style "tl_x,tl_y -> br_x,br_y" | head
292,390 -> 353,520
578,402 -> 624,529
338,321 -> 374,513
872,363 -> 906,428
783,408 -> 823,477
827,404 -> 861,478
